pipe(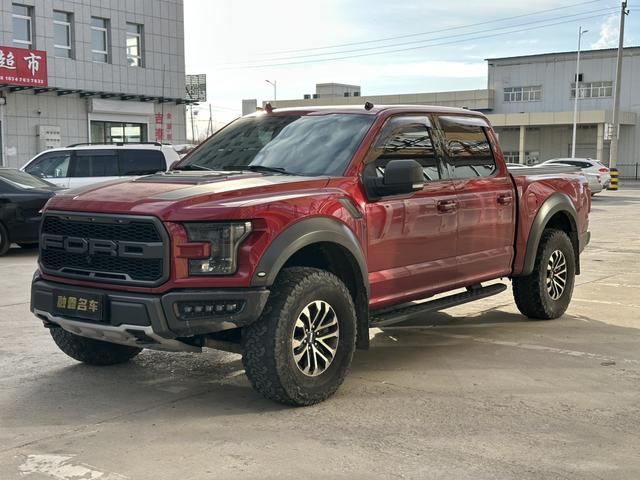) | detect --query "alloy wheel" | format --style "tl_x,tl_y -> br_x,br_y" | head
291,300 -> 340,377
546,249 -> 567,300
